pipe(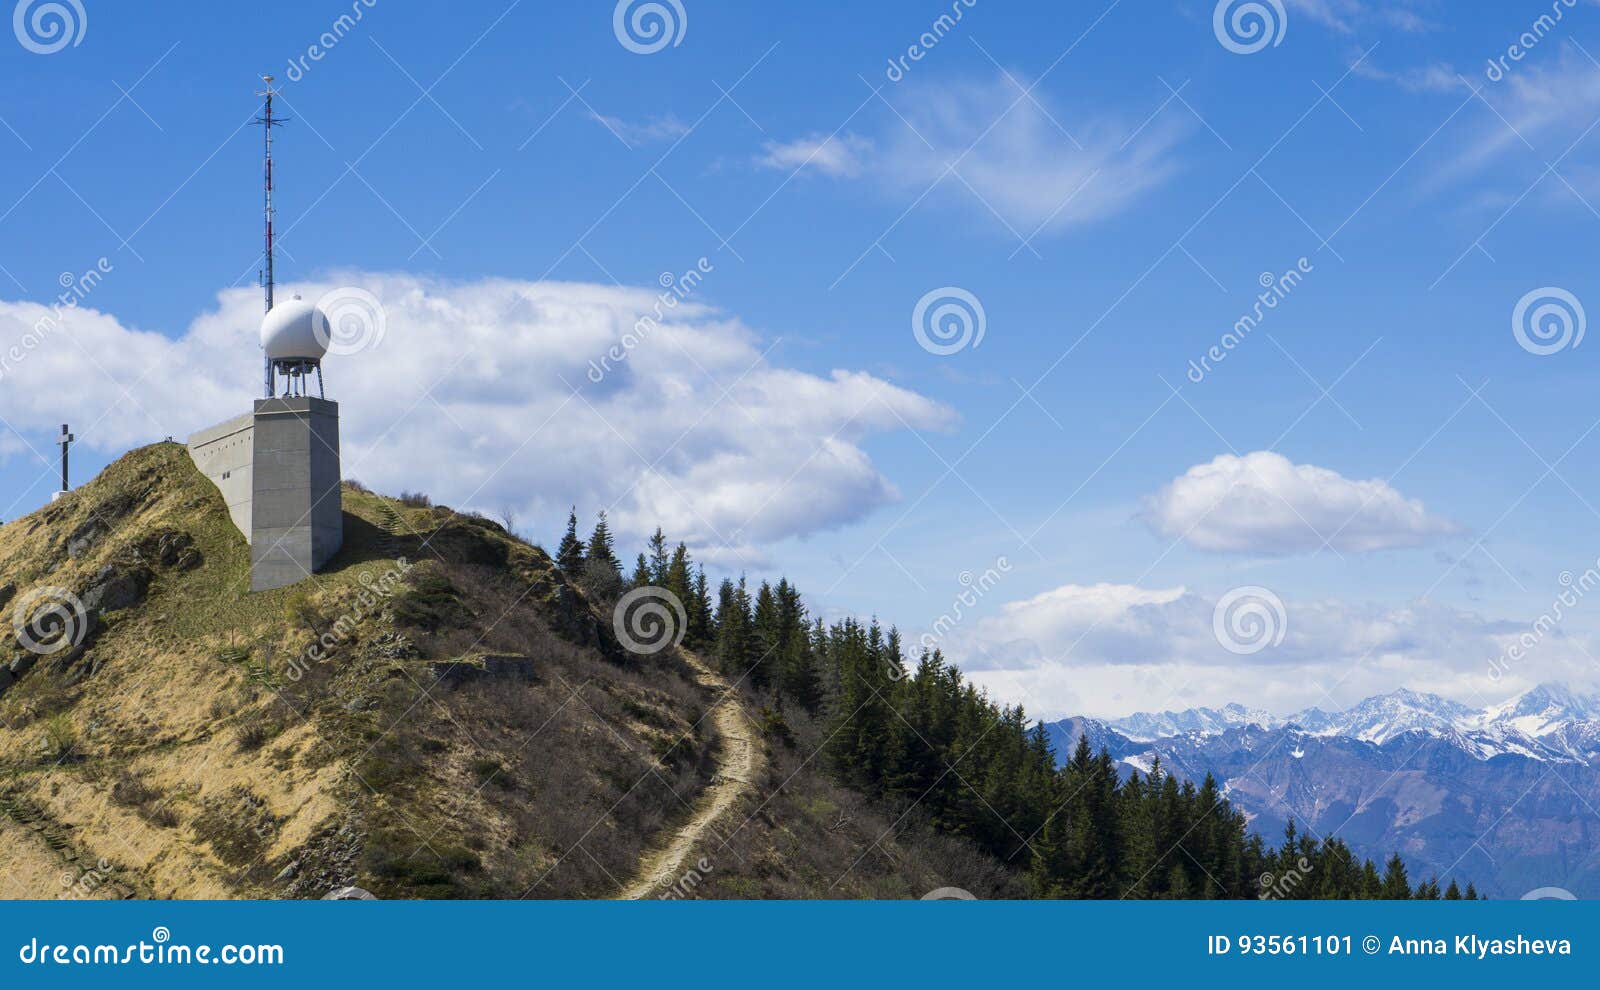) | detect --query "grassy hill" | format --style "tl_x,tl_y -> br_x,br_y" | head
0,444 -> 1017,899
